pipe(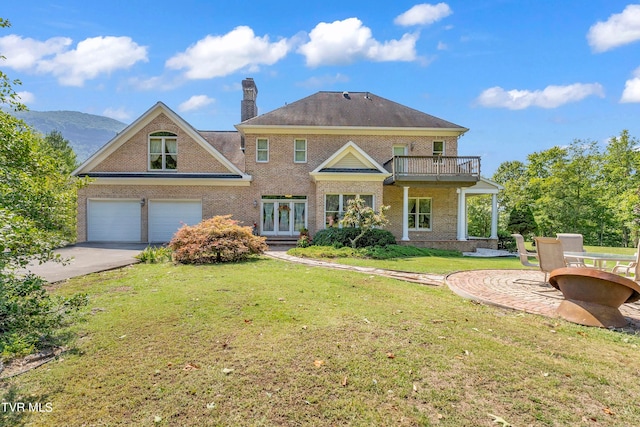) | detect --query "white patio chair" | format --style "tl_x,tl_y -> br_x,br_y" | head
556,233 -> 586,267
511,234 -> 538,267
612,242 -> 640,278
535,237 -> 567,282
